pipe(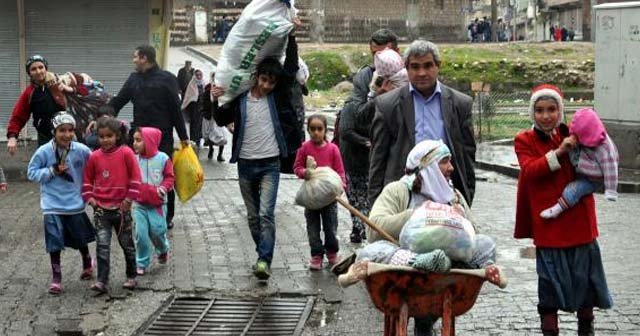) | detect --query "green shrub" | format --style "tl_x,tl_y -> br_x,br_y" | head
348,50 -> 371,70
304,52 -> 351,91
